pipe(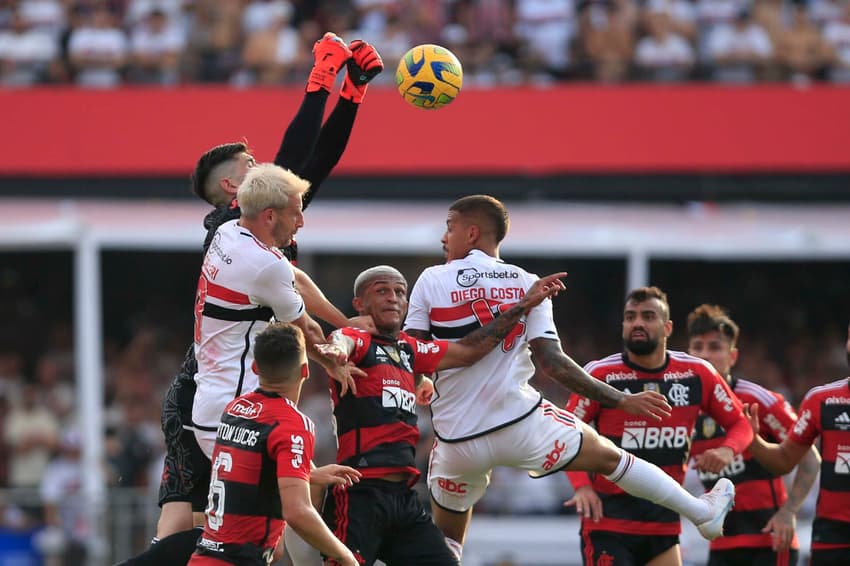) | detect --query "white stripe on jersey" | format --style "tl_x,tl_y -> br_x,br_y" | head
404,249 -> 556,441
735,379 -> 777,408
803,377 -> 850,401
584,352 -> 622,374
